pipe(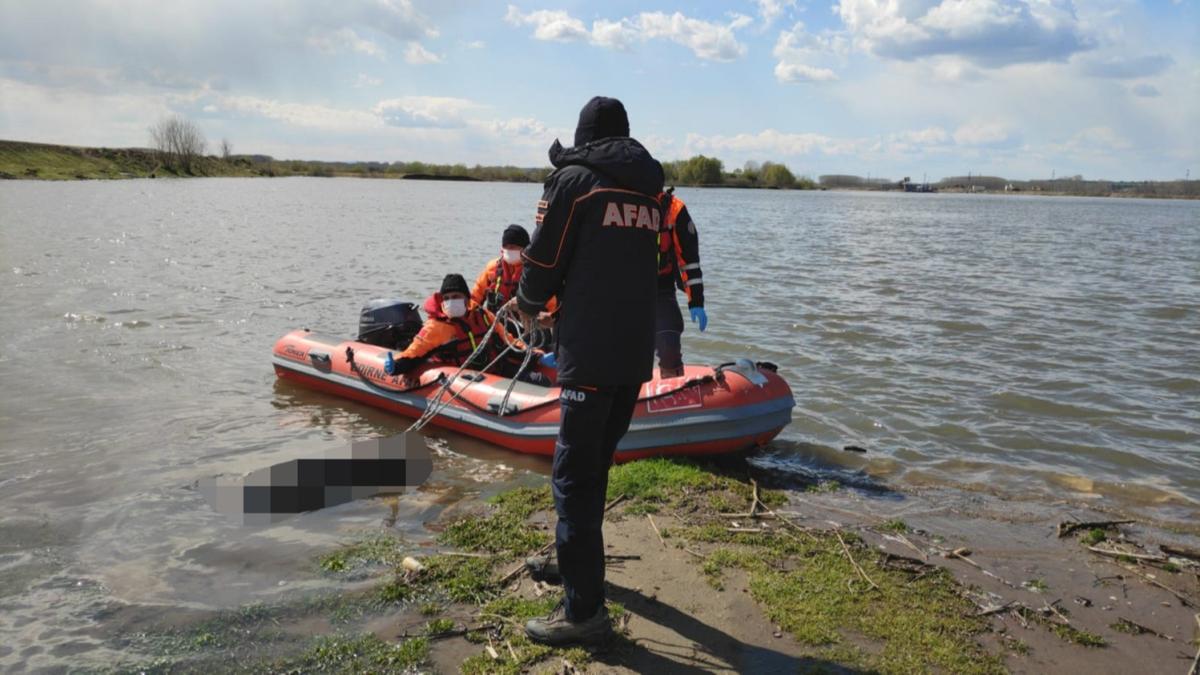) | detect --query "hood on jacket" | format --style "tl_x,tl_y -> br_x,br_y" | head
423,292 -> 446,320
548,136 -> 664,197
